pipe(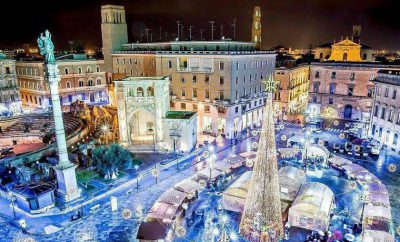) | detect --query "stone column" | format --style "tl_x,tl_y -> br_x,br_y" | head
46,63 -> 80,202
